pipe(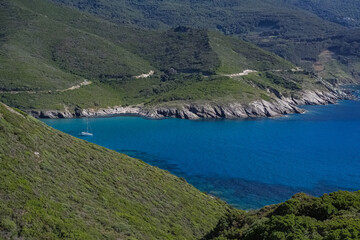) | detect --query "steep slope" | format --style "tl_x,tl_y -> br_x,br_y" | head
0,0 -> 153,91
0,102 -> 229,239
205,191 -> 360,240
